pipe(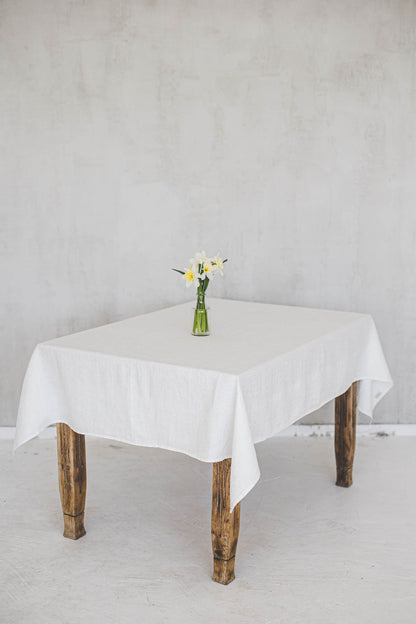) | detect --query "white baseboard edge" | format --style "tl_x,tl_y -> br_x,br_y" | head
1,424 -> 416,440
278,424 -> 416,437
